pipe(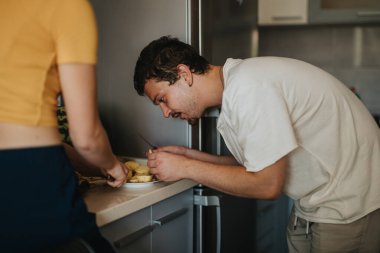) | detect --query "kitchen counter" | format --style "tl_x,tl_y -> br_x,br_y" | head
83,179 -> 198,227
